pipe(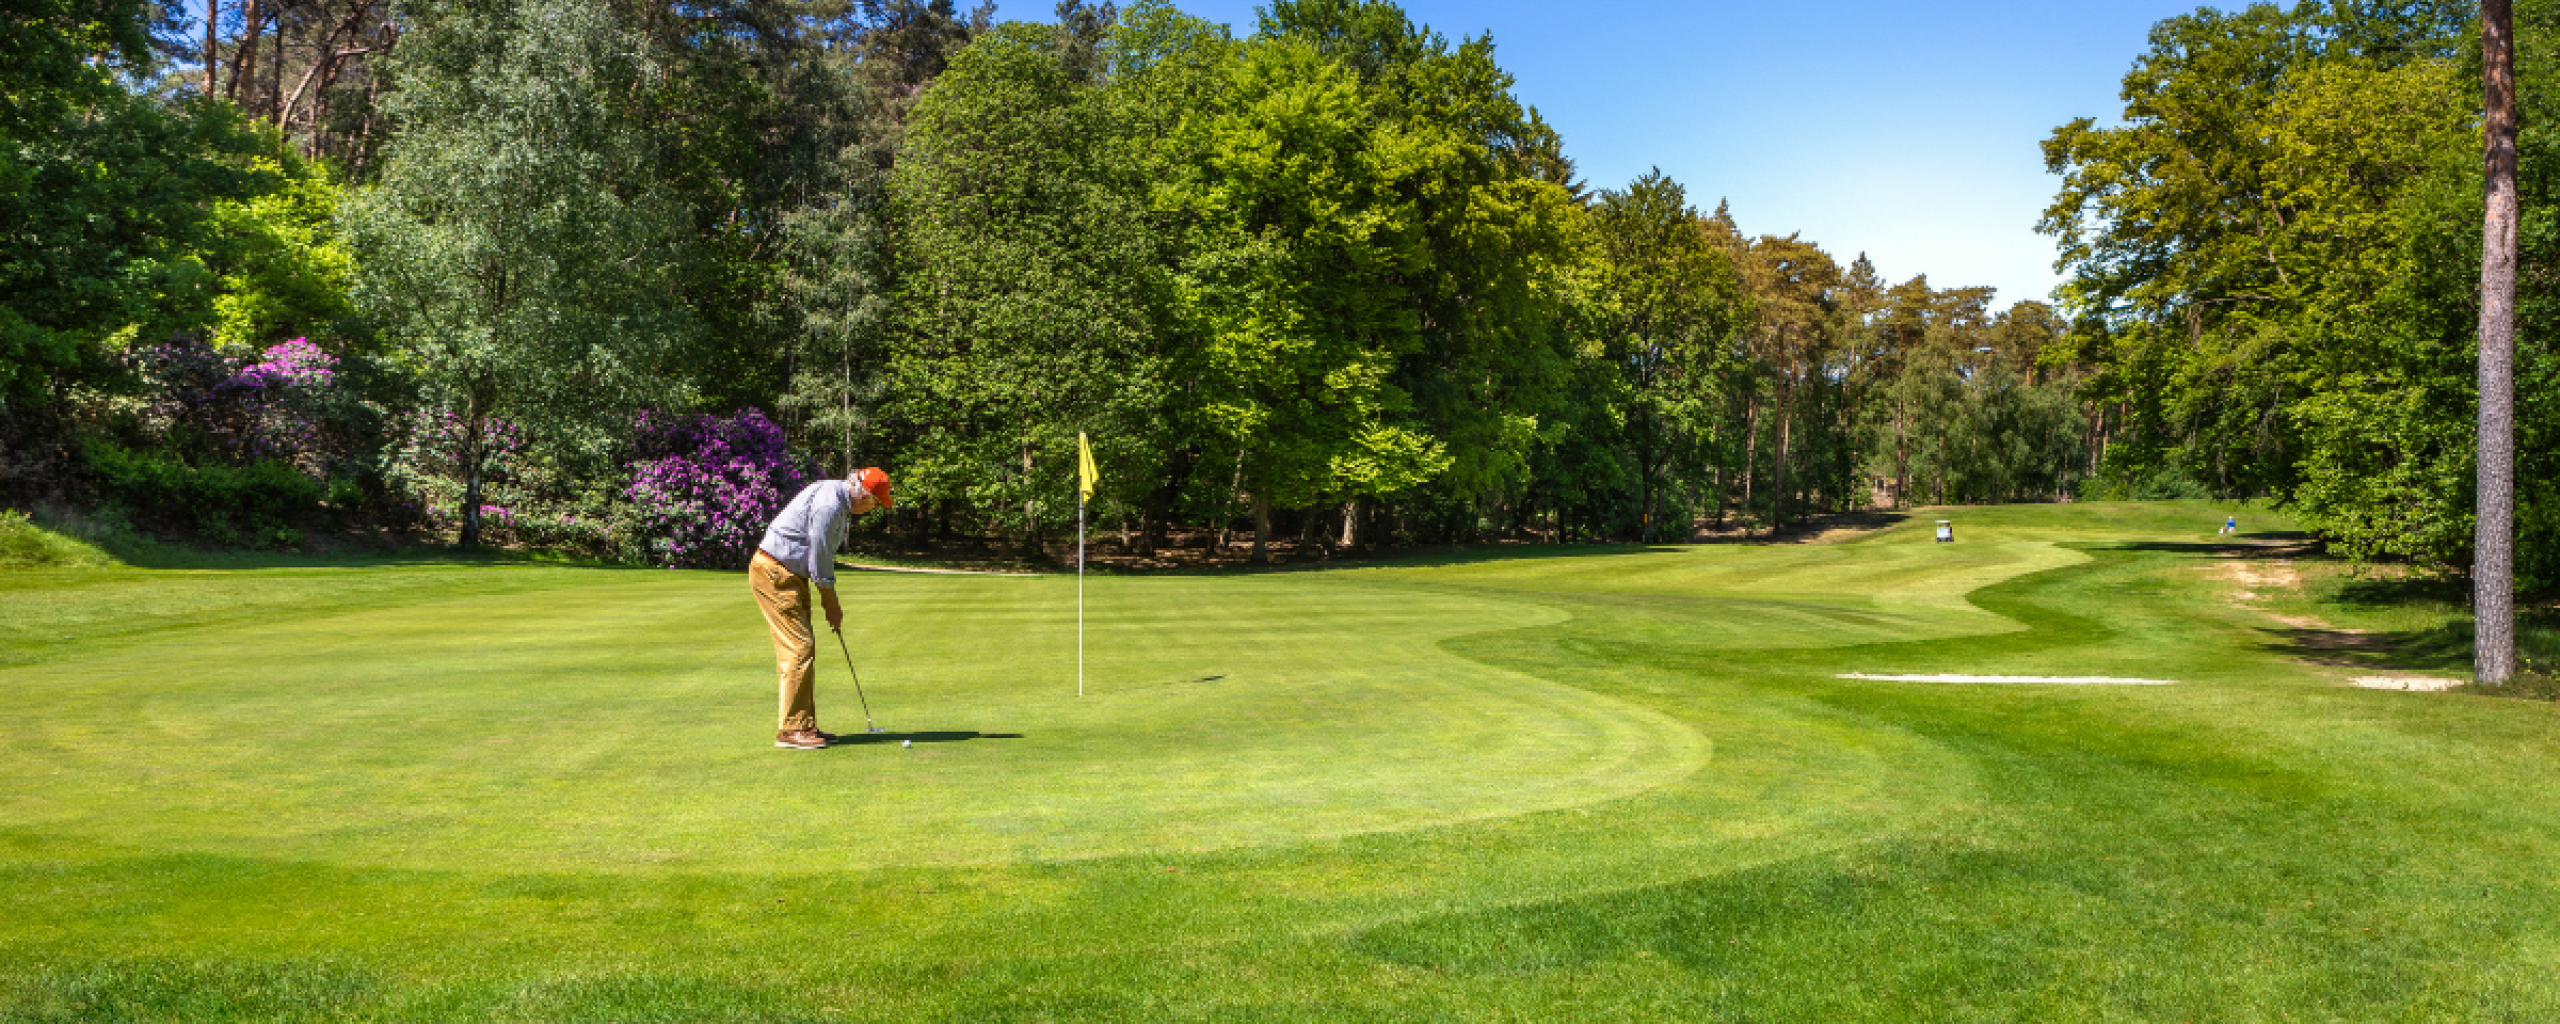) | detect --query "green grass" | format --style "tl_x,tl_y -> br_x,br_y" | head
0,512 -> 116,570
4,500 -> 2558,1021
